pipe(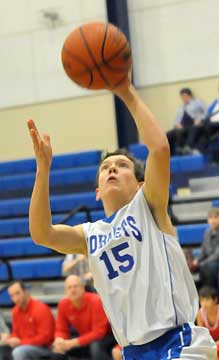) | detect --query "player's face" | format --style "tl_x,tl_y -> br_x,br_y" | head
200,296 -> 217,310
96,155 -> 140,202
208,215 -> 219,230
8,283 -> 28,308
